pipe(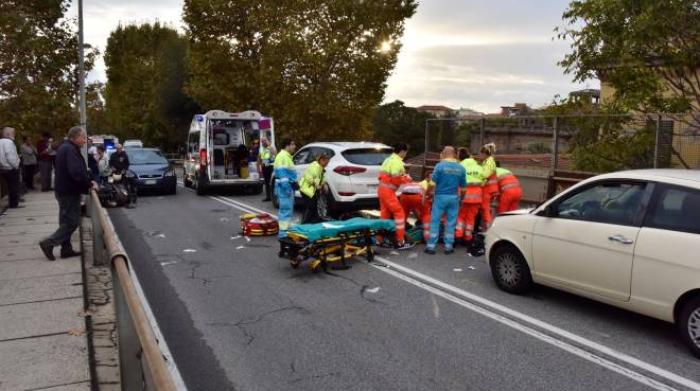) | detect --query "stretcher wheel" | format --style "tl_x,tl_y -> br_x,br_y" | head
290,256 -> 303,269
309,259 -> 322,272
